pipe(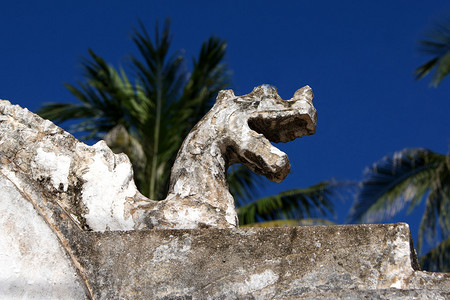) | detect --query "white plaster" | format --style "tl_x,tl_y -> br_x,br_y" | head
3,85 -> 317,231
225,200 -> 238,226
0,172 -> 86,299
378,224 -> 414,289
390,279 -> 403,289
152,238 -> 192,263
173,179 -> 190,198
40,118 -> 60,134
164,207 -> 206,229
142,84 -> 317,229
80,142 -> 136,231
32,147 -> 71,191
270,146 -> 285,158
230,269 -> 279,294
260,84 -> 275,96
